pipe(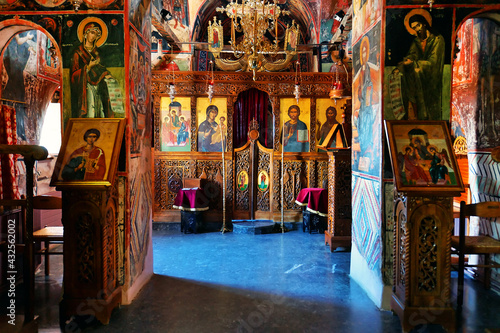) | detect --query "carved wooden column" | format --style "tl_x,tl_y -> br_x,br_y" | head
59,186 -> 121,326
325,149 -> 351,251
392,193 -> 455,333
